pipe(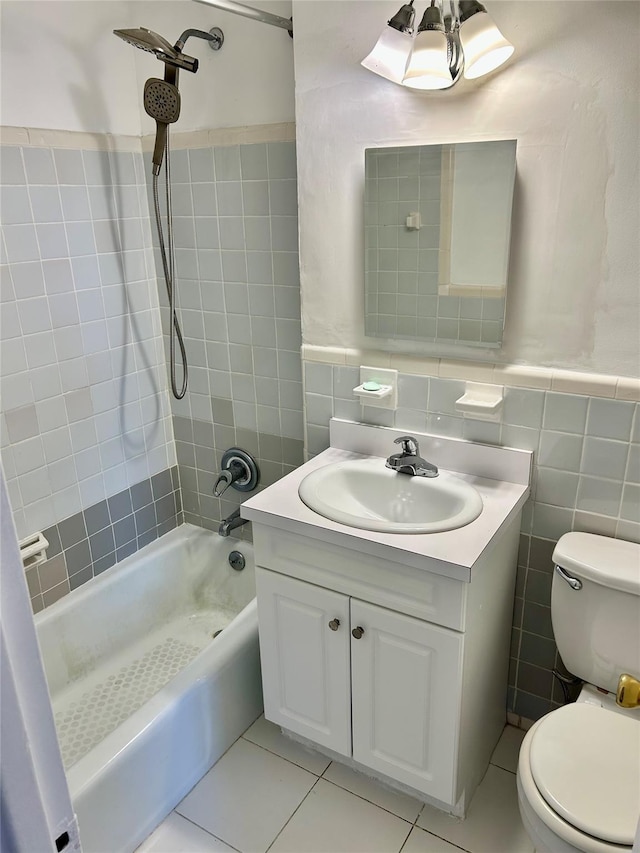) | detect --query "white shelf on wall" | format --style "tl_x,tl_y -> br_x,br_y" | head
455,382 -> 504,422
